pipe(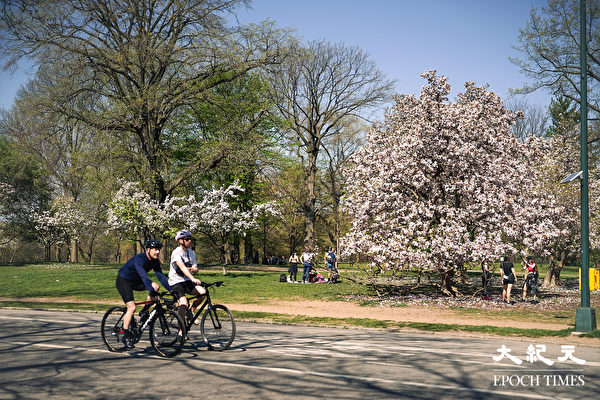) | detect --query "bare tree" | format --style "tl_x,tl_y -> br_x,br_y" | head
0,0 -> 292,201
507,98 -> 550,140
510,0 -> 600,118
319,118 -> 365,255
270,40 -> 394,247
